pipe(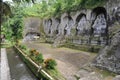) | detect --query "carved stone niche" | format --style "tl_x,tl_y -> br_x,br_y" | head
60,14 -> 74,36
76,13 -> 89,36
91,7 -> 107,37
92,14 -> 107,37
43,19 -> 52,36
50,18 -> 61,36
64,16 -> 74,36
